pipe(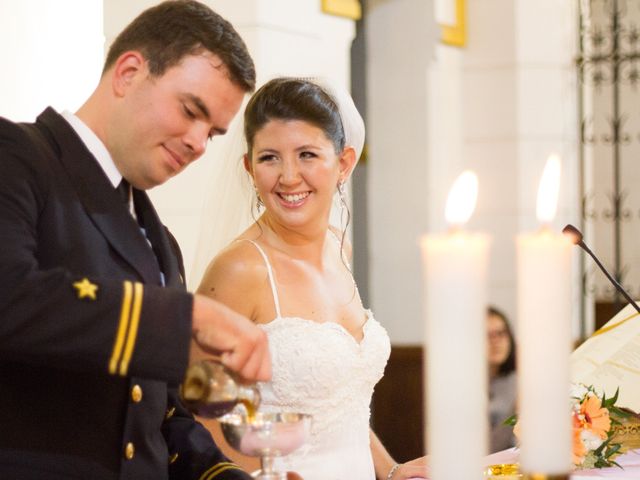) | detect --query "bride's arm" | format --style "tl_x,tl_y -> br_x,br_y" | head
370,429 -> 429,479
370,429 -> 396,478
194,242 -> 265,472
